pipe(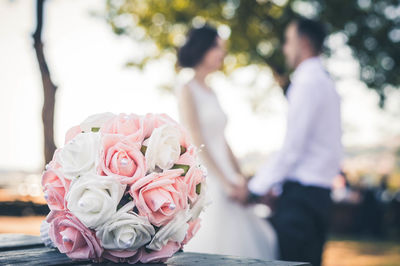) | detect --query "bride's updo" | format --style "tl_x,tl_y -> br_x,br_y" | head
178,25 -> 218,68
